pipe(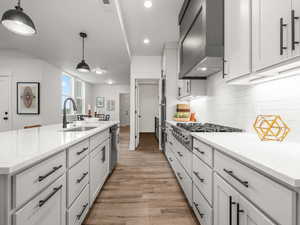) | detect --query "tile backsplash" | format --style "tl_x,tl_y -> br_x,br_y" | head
190,72 -> 300,142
